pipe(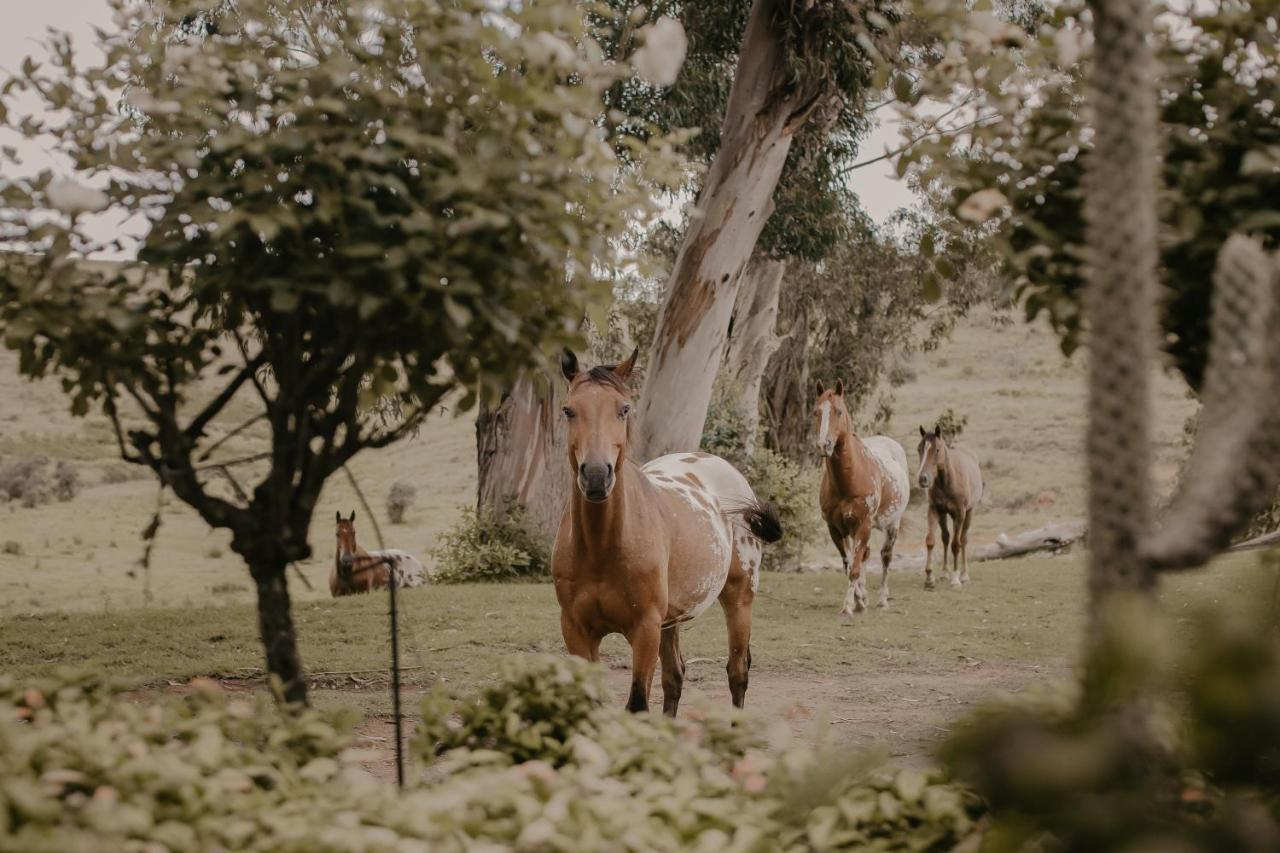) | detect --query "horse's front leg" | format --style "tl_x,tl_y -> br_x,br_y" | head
561,612 -> 602,662
659,625 -> 685,717
625,617 -> 661,713
839,525 -> 872,620
924,503 -> 939,589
